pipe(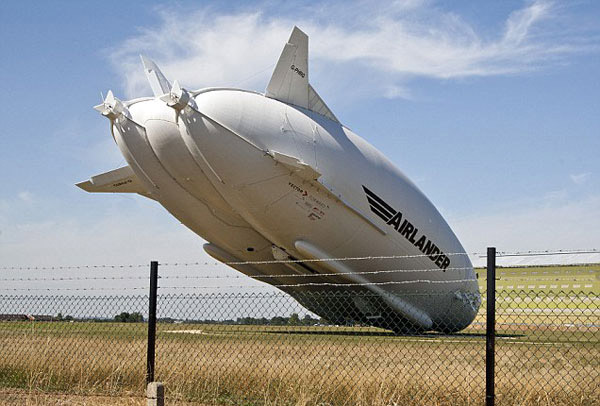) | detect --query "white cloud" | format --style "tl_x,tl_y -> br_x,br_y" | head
503,0 -> 551,45
106,0 -> 593,100
108,12 -> 290,97
570,172 -> 591,185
